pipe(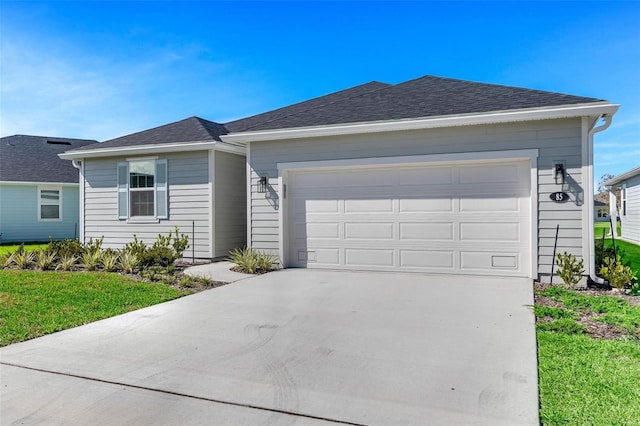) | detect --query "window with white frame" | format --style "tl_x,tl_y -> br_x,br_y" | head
38,187 -> 61,221
117,159 -> 168,220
